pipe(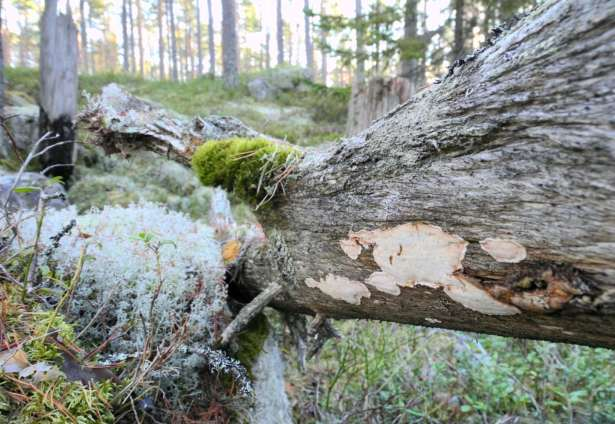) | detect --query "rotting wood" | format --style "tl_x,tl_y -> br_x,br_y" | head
217,282 -> 283,347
